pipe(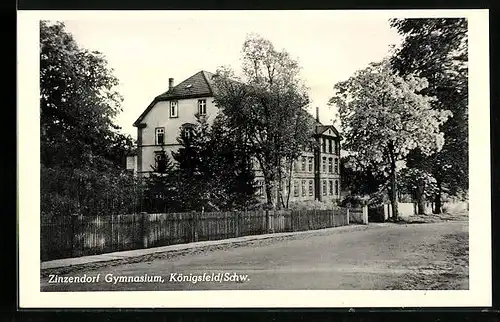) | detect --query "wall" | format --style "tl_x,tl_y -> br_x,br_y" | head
317,135 -> 341,203
138,96 -> 218,173
382,201 -> 469,219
